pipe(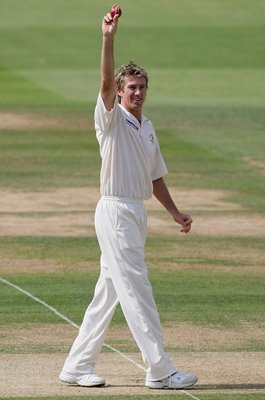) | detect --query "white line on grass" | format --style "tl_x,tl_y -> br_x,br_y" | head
0,276 -> 146,372
181,391 -> 201,400
0,276 -> 201,399
0,276 -> 80,327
